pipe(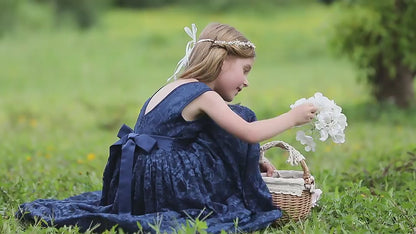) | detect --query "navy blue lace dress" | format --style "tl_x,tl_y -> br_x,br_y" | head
17,82 -> 282,233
